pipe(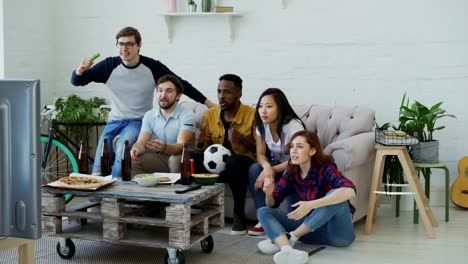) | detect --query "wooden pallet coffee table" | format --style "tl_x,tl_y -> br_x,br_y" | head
42,182 -> 224,264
